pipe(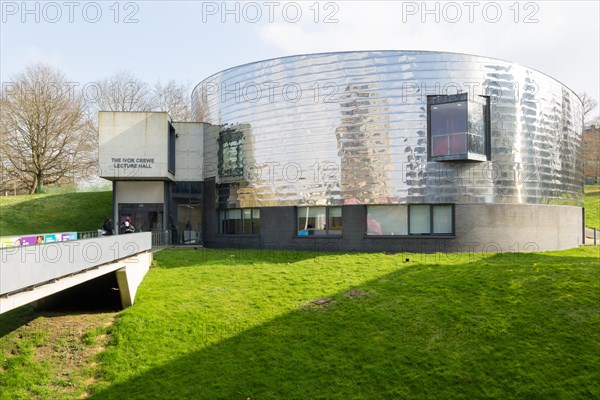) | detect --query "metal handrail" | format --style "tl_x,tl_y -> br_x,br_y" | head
151,230 -> 171,251
78,230 -> 100,239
